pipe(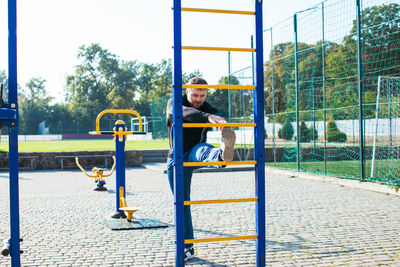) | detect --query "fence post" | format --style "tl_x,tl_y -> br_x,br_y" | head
356,0 -> 365,180
270,28 -> 277,166
294,13 -> 300,172
322,2 -> 327,175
